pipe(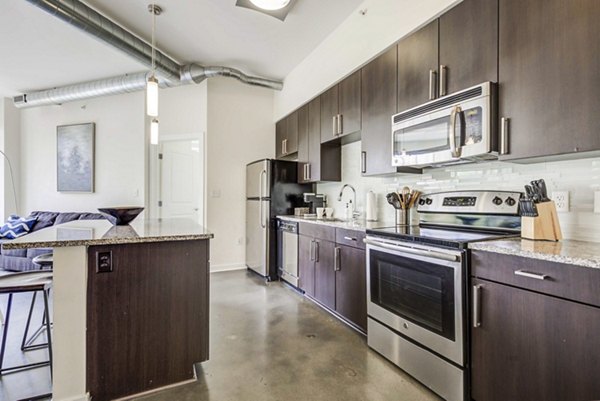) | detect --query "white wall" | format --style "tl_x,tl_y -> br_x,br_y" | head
19,92 -> 146,214
318,141 -> 600,242
207,78 -> 275,271
0,99 -> 21,221
273,0 -> 460,120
